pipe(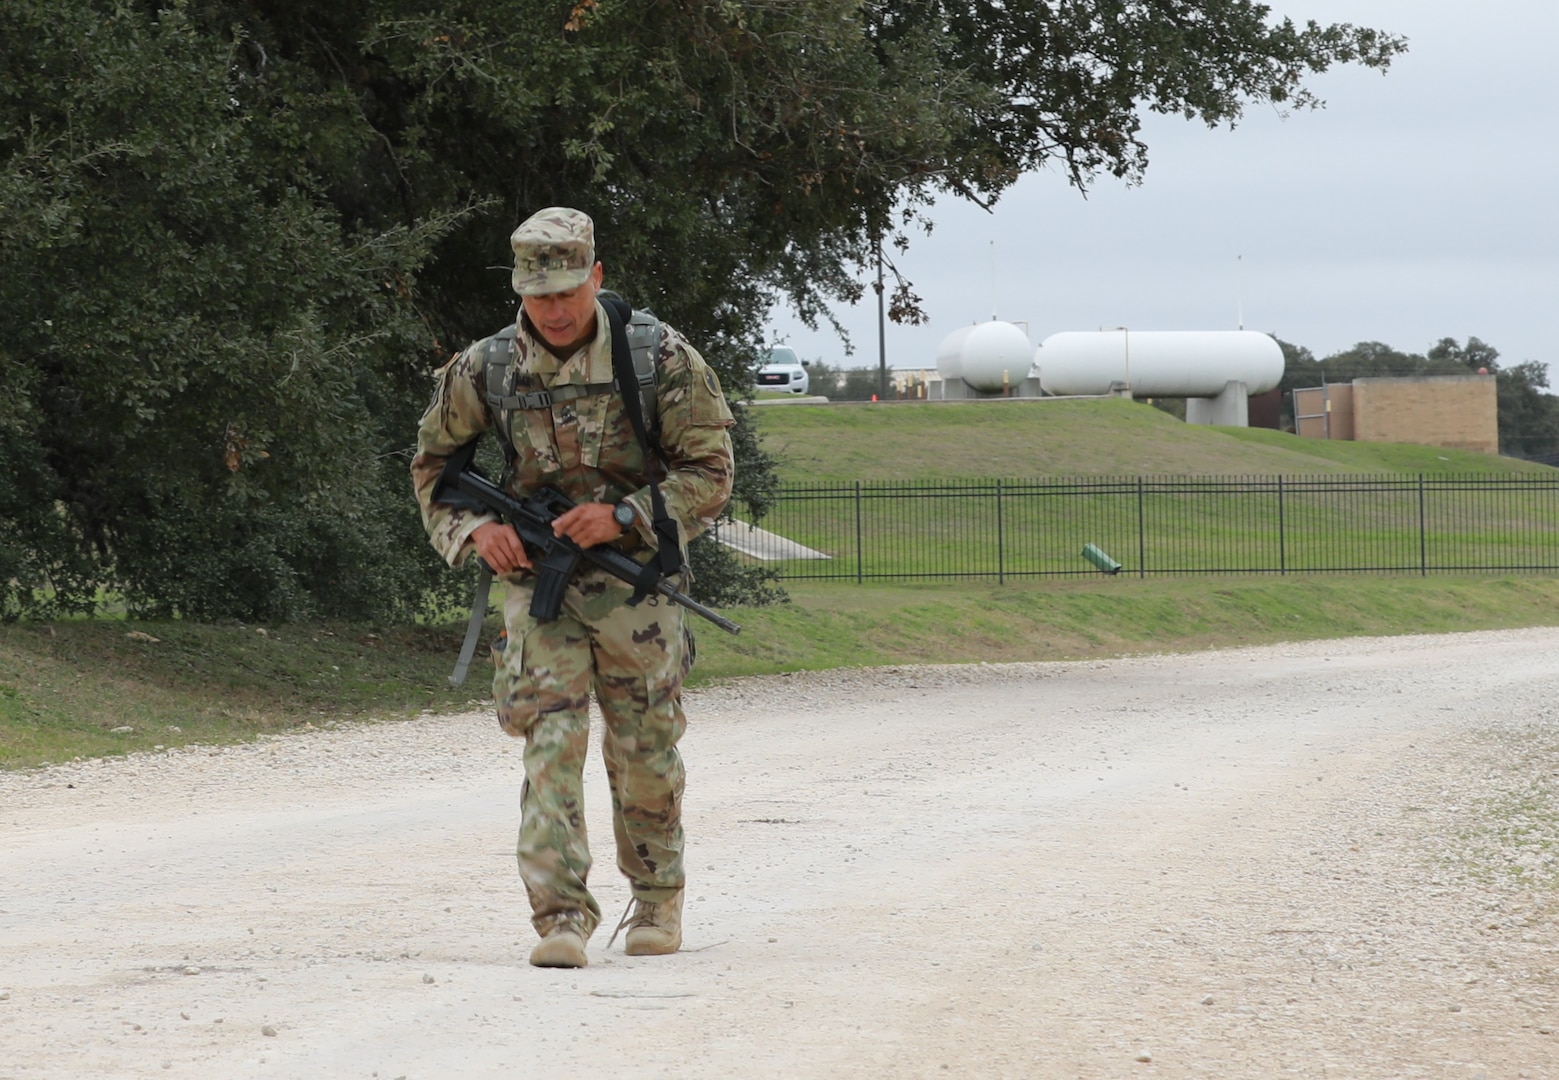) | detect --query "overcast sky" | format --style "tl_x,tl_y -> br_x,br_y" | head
765,1 -> 1559,382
